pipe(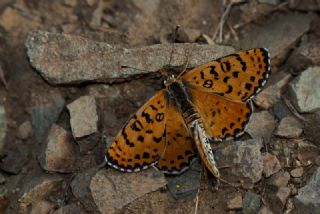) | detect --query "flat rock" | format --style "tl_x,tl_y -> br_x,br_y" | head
238,12 -> 315,64
18,175 -> 63,208
262,153 -> 281,177
67,96 -> 98,138
243,192 -> 261,214
275,116 -> 303,138
294,167 -> 320,213
227,193 -> 243,210
38,124 -> 78,173
25,31 -> 234,84
215,139 -> 263,183
17,120 -> 33,140
166,160 -> 202,199
288,66 -> 320,113
0,143 -> 29,174
268,171 -> 290,187
31,90 -> 65,143
30,200 -> 55,214
90,169 -> 167,214
298,40 -> 320,65
246,111 -> 276,141
290,167 -> 304,178
0,105 -> 6,152
53,203 -> 86,214
253,73 -> 291,109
